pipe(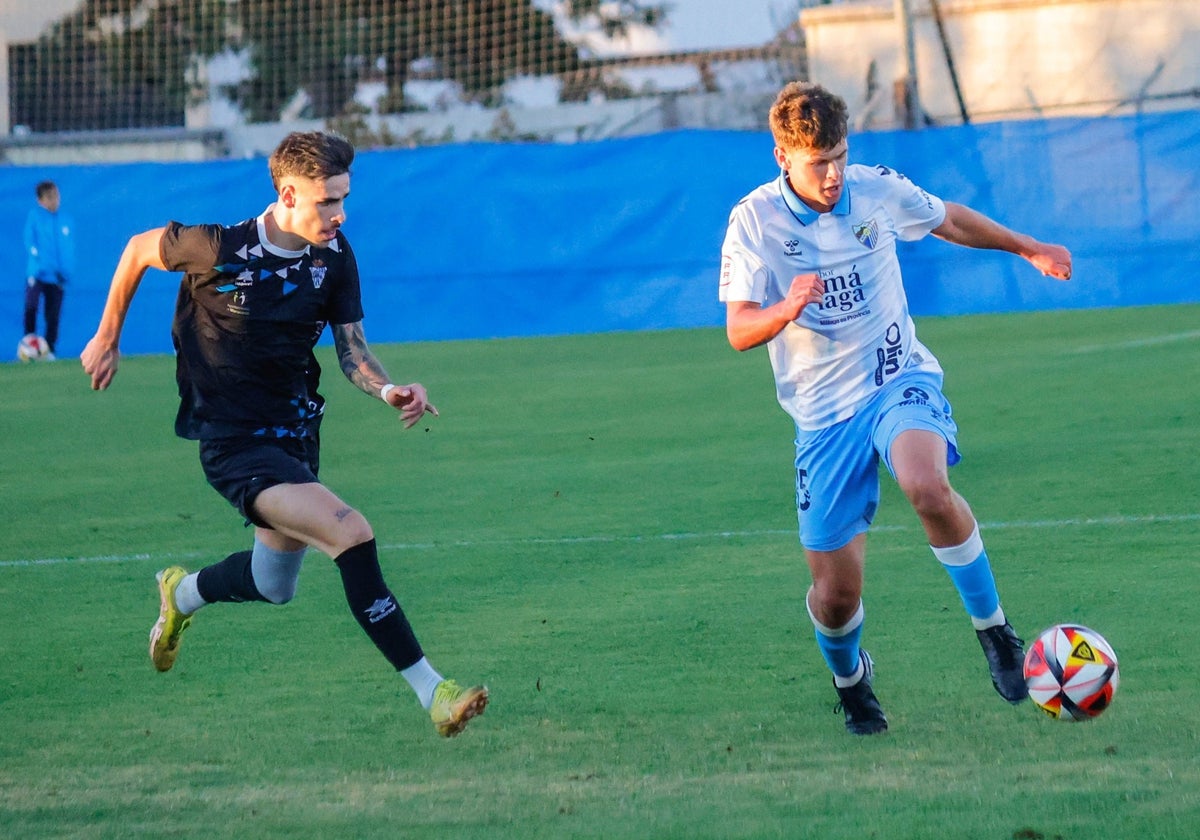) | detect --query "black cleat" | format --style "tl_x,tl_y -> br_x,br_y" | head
976,622 -> 1030,703
833,650 -> 888,735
